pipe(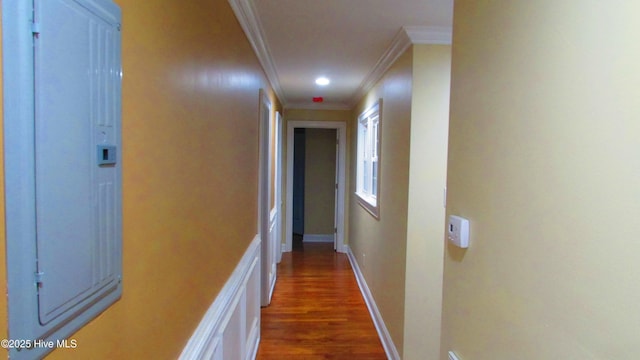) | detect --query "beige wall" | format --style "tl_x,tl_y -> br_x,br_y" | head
349,49 -> 413,356
2,0 -> 279,358
403,44 -> 451,359
285,108 -> 351,123
304,128 -> 337,235
442,1 -> 640,359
